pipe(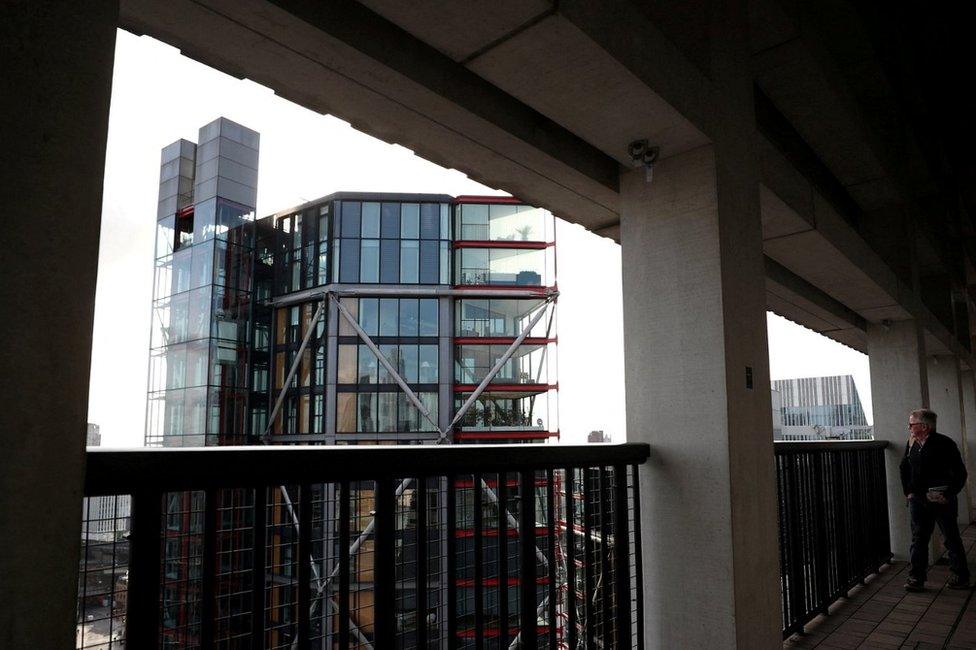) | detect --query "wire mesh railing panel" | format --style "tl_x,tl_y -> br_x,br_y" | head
77,494 -> 131,650
775,442 -> 891,638
80,444 -> 648,649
